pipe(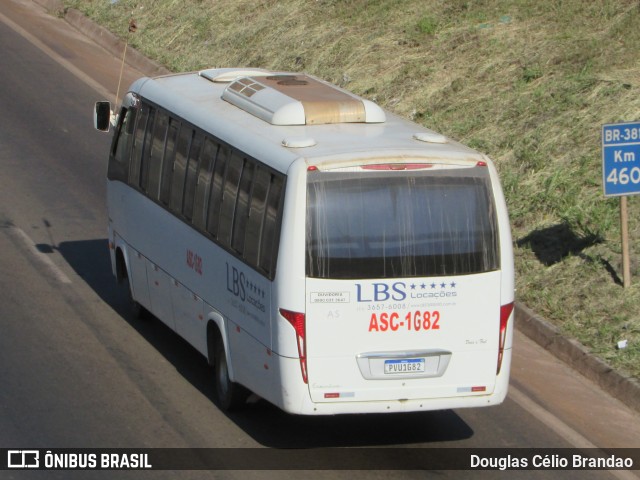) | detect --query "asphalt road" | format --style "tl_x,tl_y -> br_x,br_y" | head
0,1 -> 638,479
